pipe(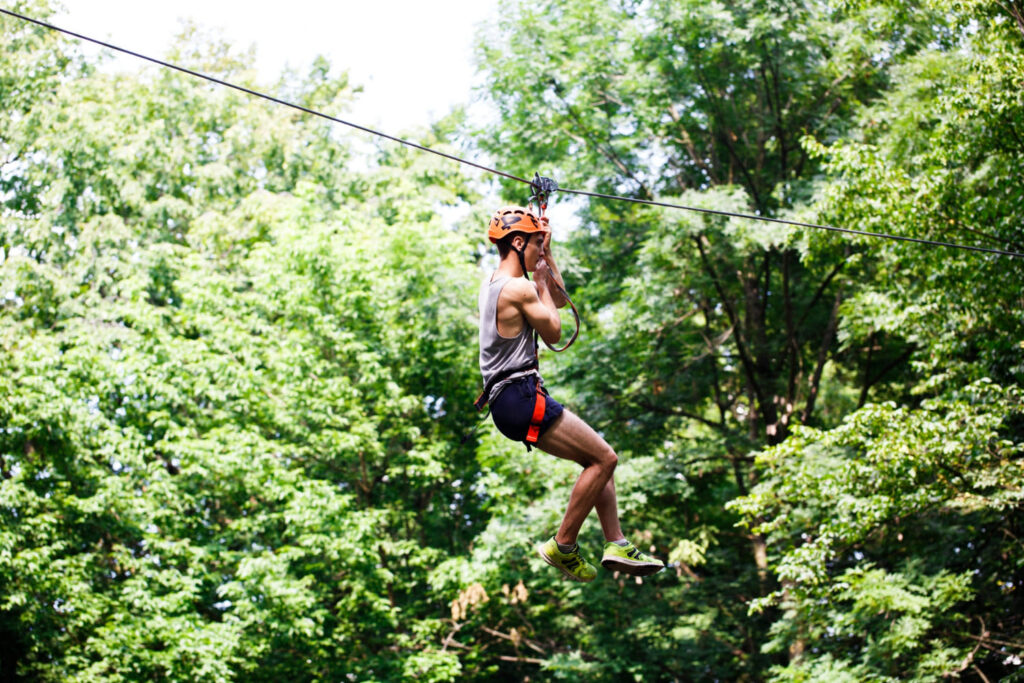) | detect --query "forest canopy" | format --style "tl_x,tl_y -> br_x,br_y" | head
1,0 -> 1023,681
